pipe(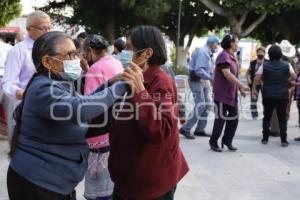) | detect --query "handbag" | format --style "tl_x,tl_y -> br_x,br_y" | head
189,70 -> 200,81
